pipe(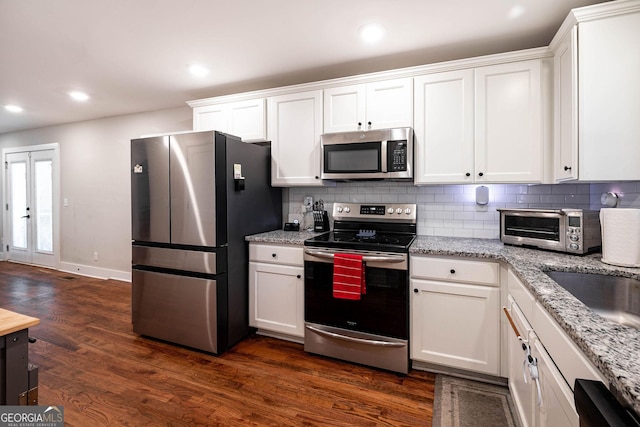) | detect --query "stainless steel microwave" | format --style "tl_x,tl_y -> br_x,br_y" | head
498,208 -> 601,254
320,127 -> 413,180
